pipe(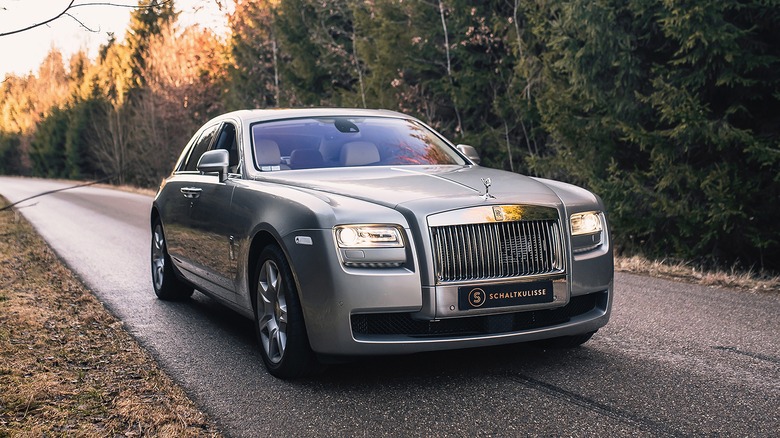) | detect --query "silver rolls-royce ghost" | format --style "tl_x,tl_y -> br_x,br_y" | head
151,108 -> 613,378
